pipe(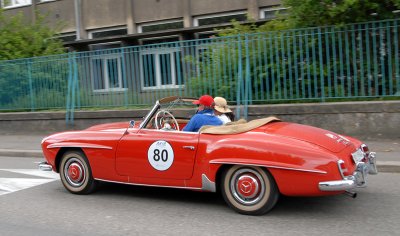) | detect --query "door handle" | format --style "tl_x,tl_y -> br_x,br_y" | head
182,146 -> 195,150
